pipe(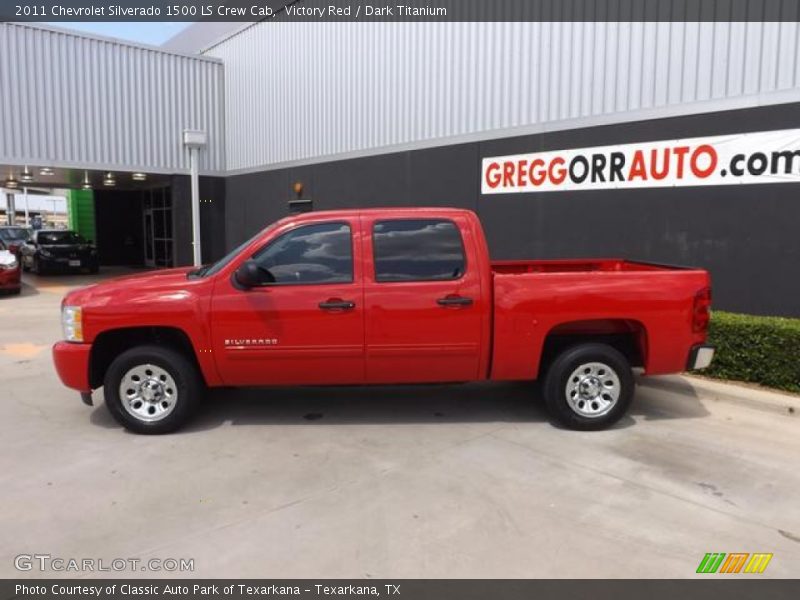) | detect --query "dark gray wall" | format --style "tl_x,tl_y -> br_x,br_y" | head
219,102 -> 800,318
172,175 -> 227,267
